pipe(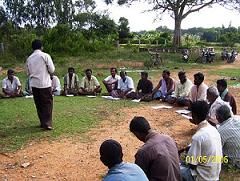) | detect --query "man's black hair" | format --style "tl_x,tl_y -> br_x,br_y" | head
141,71 -> 148,78
85,69 -> 92,73
191,101 -> 209,123
194,72 -> 204,82
163,70 -> 170,76
32,39 -> 42,50
217,79 -> 227,88
68,67 -> 75,72
100,139 -> 123,168
130,116 -> 151,133
7,69 -> 14,74
110,67 -> 117,73
178,71 -> 185,77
